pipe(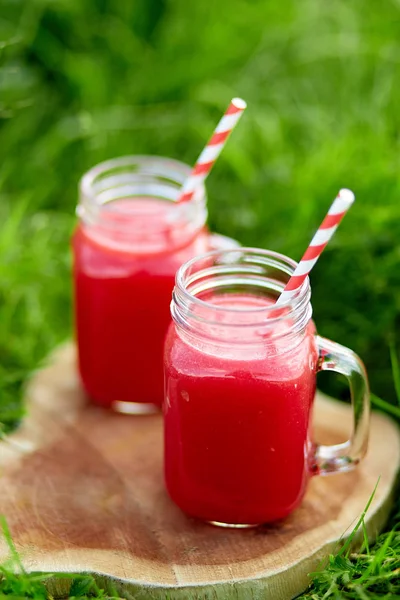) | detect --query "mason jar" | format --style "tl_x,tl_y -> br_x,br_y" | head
164,248 -> 370,527
72,155 -> 237,414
